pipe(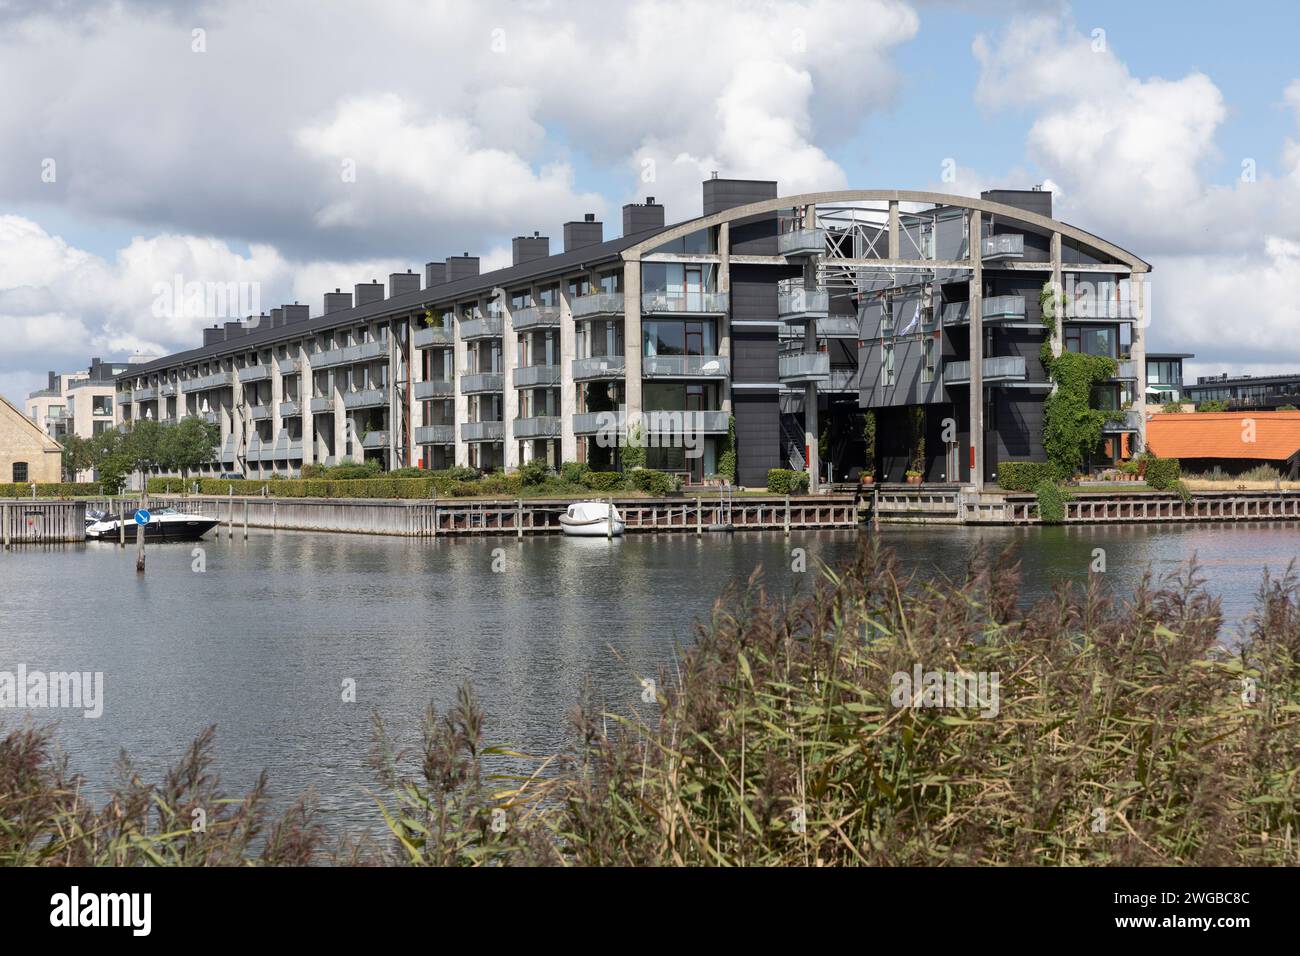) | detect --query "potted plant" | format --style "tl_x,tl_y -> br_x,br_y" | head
860,467 -> 875,487
905,469 -> 922,485
861,411 -> 876,487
